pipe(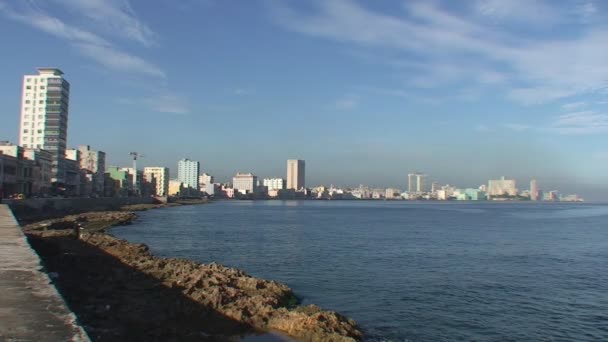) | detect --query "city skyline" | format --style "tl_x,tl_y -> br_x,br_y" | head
0,1 -> 606,200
